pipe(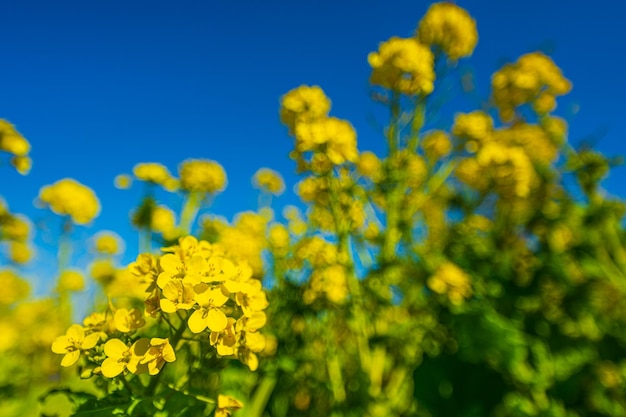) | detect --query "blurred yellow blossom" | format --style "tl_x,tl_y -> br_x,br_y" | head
94,231 -> 122,255
10,155 -> 32,175
368,36 -> 435,96
151,205 -> 177,239
491,52 -> 571,122
357,151 -> 383,182
133,162 -> 174,187
427,262 -> 472,305
253,168 -> 285,195
280,85 -> 331,133
58,270 -> 85,292
9,241 -> 32,264
0,119 -> 30,156
39,178 -> 100,225
179,159 -> 227,193
422,130 -> 452,159
417,2 -> 478,60
114,174 -> 132,189
0,270 -> 30,305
